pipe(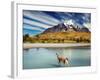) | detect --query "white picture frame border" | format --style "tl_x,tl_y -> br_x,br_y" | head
11,1 -> 97,78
